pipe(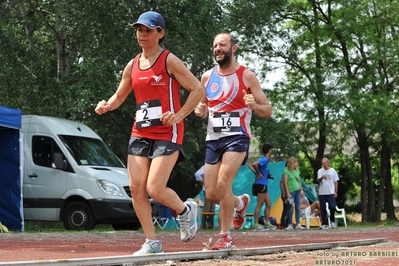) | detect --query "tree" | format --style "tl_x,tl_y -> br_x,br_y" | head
0,0 -> 227,200
227,0 -> 399,221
